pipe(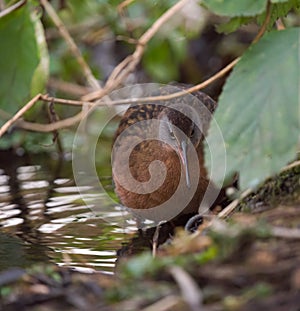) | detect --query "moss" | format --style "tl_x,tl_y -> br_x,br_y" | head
238,164 -> 300,212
